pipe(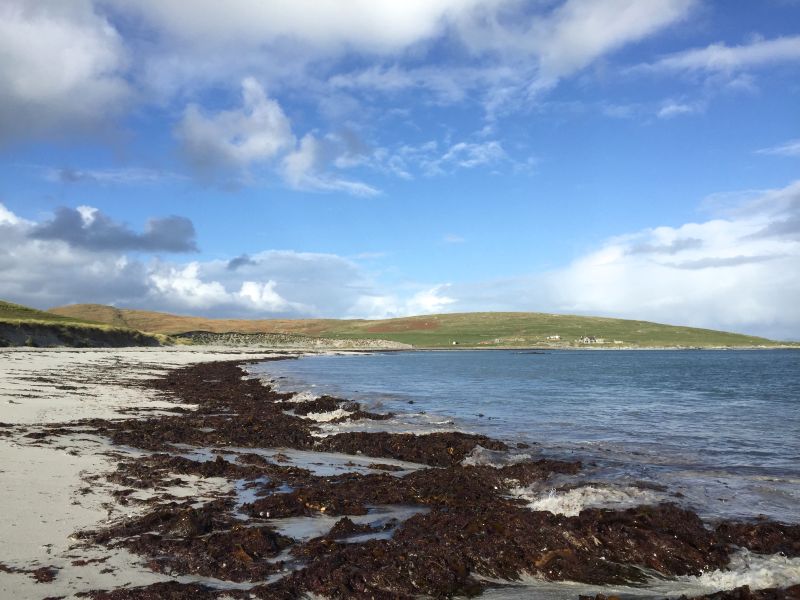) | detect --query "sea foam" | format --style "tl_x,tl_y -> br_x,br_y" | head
510,483 -> 663,516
